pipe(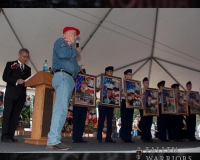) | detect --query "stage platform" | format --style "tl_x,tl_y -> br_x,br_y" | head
0,136 -> 200,153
